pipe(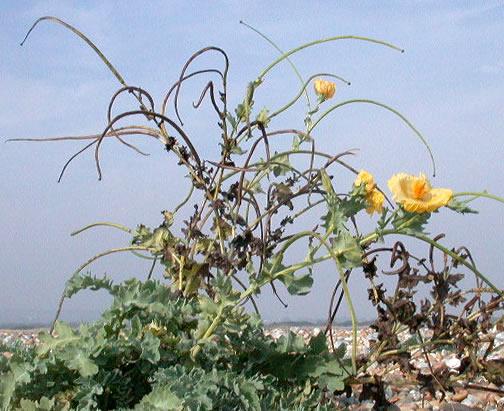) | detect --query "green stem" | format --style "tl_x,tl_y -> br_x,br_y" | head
240,20 -> 312,110
68,246 -> 153,281
257,35 -> 403,82
308,99 -> 436,177
315,232 -> 358,374
379,338 -> 453,360
291,199 -> 325,221
190,307 -> 224,359
130,251 -> 156,260
71,222 -> 132,236
269,255 -> 332,281
269,73 -> 350,120
260,228 -> 359,373
453,191 -> 504,205
221,149 -> 333,183
174,184 -> 195,214
232,273 -> 260,314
